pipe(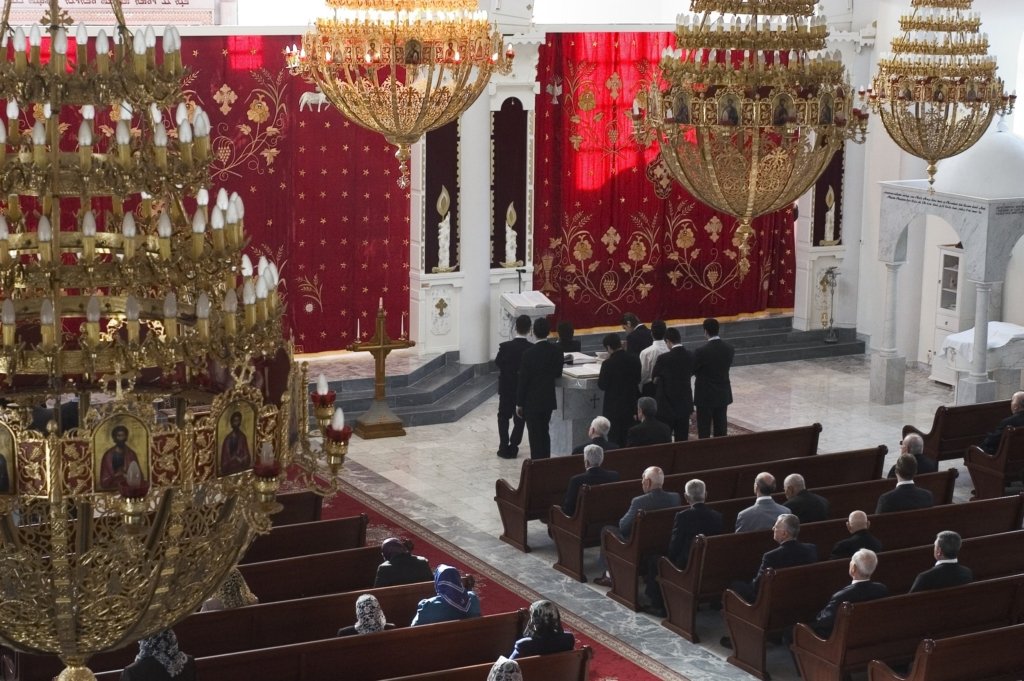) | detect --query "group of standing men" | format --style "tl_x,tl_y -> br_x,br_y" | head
494,312 -> 735,460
